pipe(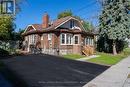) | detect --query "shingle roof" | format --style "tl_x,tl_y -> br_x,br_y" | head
52,16 -> 72,28
32,24 -> 43,30
22,16 -> 73,35
22,16 -> 96,36
31,16 -> 72,30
